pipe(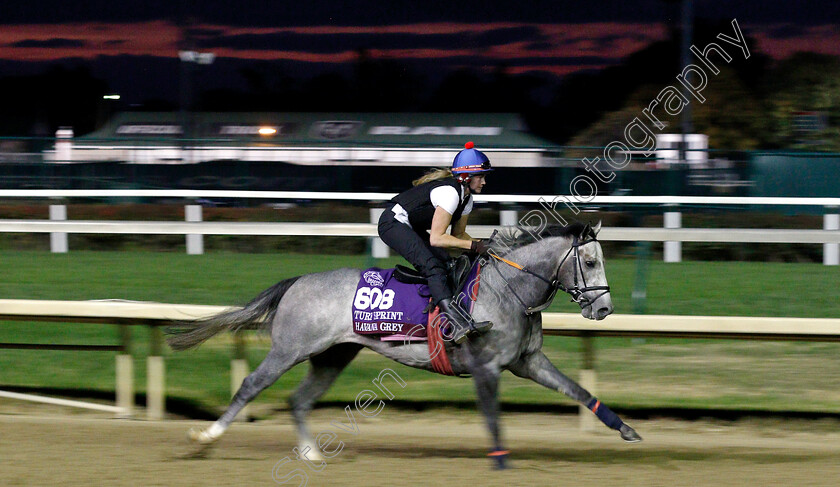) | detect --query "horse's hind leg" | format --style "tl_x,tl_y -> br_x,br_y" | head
288,343 -> 363,461
191,347 -> 302,445
508,351 -> 642,442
